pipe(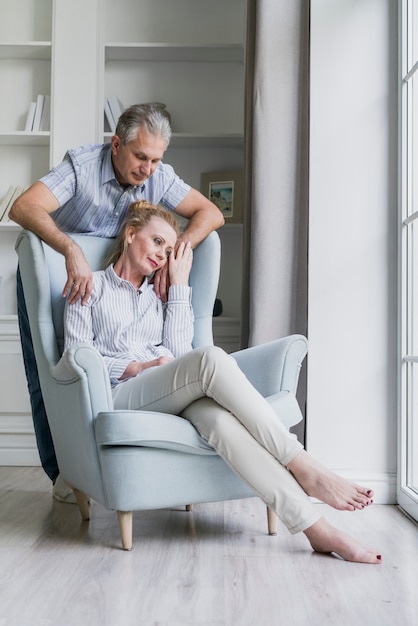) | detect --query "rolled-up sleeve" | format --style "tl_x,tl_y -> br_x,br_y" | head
163,285 -> 194,357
